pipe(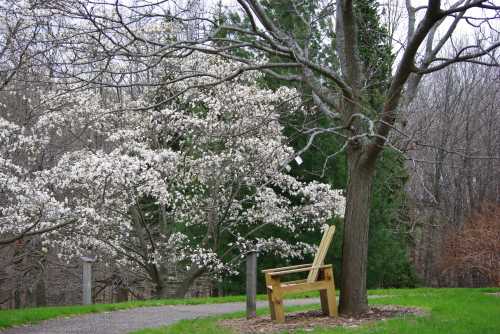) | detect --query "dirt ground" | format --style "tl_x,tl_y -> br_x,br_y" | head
219,305 -> 426,334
